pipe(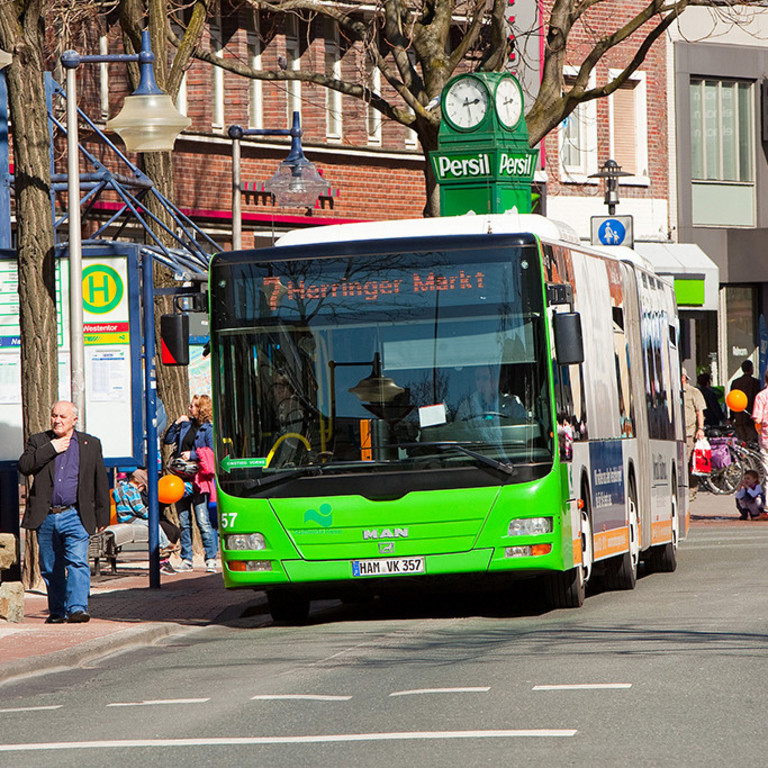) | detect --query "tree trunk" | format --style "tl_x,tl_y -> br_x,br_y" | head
0,1 -> 58,590
418,121 -> 440,217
